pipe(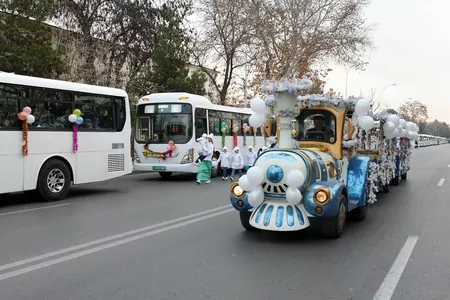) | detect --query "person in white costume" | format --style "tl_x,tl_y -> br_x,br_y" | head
217,147 -> 231,180
229,147 -> 244,181
194,133 -> 208,166
245,146 -> 257,171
